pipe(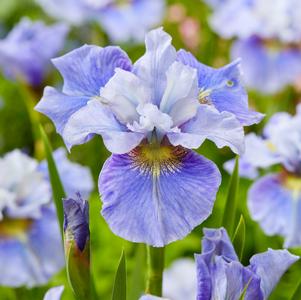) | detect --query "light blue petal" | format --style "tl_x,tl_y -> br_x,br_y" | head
133,28 -> 177,106
52,45 -> 132,96
99,0 -> 165,43
140,295 -> 167,300
43,286 -> 64,300
177,49 -> 263,126
63,99 -> 145,154
99,150 -> 221,246
168,105 -> 245,154
35,87 -> 89,135
224,158 -> 259,180
249,249 -> 299,298
248,174 -> 294,244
